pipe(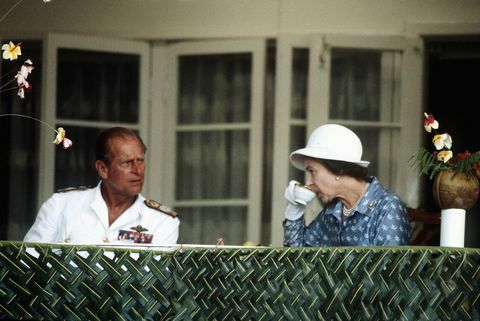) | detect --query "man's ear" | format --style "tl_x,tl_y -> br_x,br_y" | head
95,160 -> 108,180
